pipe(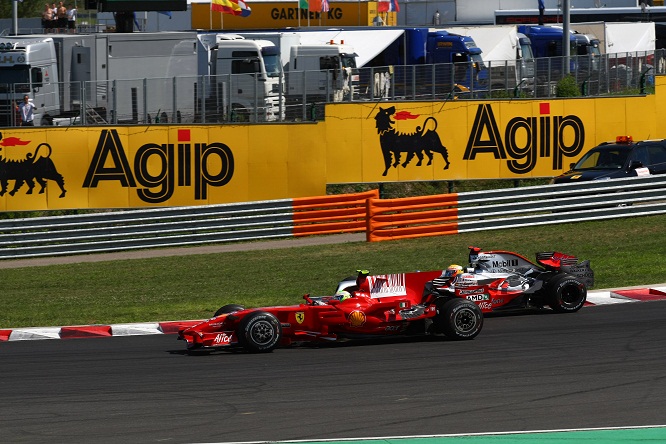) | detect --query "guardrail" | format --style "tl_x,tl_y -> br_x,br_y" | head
0,190 -> 377,260
1,176 -> 665,259
366,175 -> 666,241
